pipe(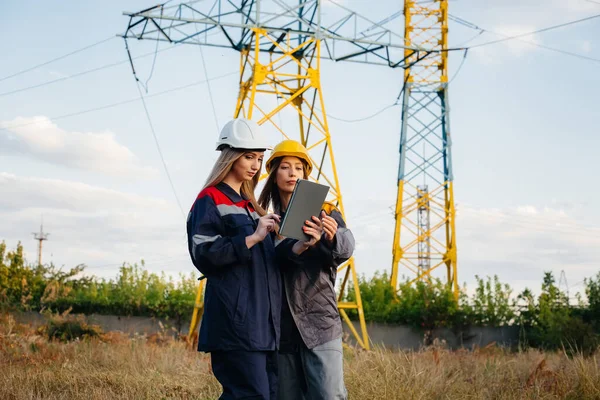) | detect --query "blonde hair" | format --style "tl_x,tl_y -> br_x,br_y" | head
203,148 -> 266,216
258,156 -> 310,213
